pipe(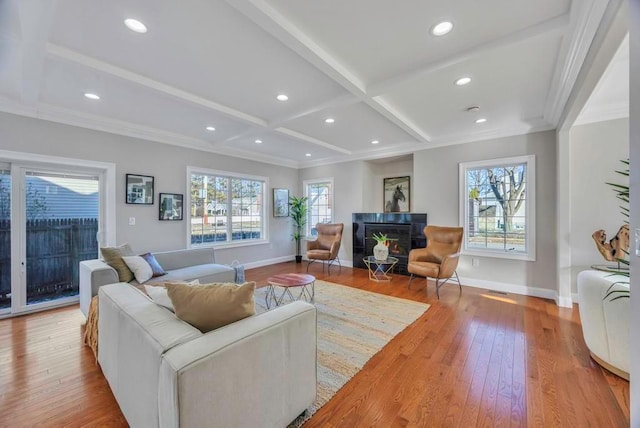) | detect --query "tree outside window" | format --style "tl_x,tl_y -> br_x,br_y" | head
460,155 -> 535,260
